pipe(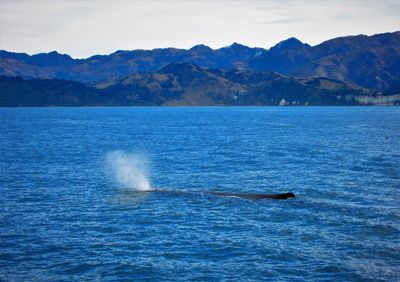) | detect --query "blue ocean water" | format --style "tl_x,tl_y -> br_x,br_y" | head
0,107 -> 399,281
